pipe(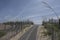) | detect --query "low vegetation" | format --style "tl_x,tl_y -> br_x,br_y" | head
0,30 -> 6,37
0,21 -> 34,37
42,19 -> 60,40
